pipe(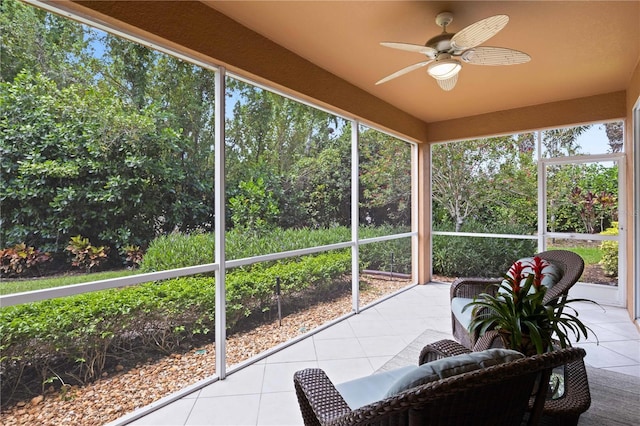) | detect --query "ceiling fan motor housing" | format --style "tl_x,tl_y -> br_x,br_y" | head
428,12 -> 455,52
426,33 -> 454,52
